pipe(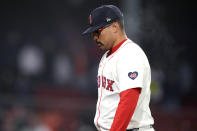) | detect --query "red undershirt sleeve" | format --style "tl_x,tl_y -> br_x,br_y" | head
110,88 -> 141,131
